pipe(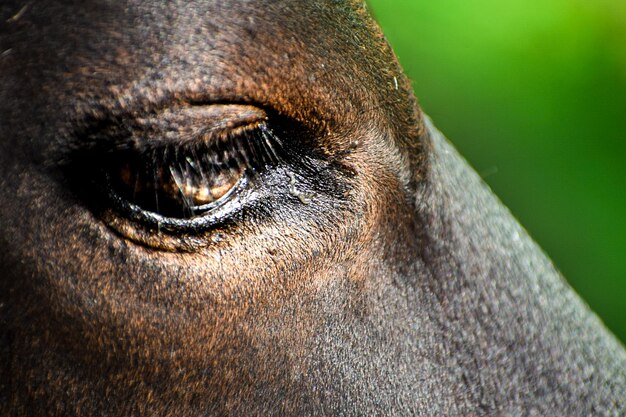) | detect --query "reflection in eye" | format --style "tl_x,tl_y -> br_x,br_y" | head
108,123 -> 280,219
